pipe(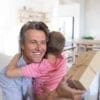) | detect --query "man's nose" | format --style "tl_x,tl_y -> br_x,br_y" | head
35,43 -> 42,51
